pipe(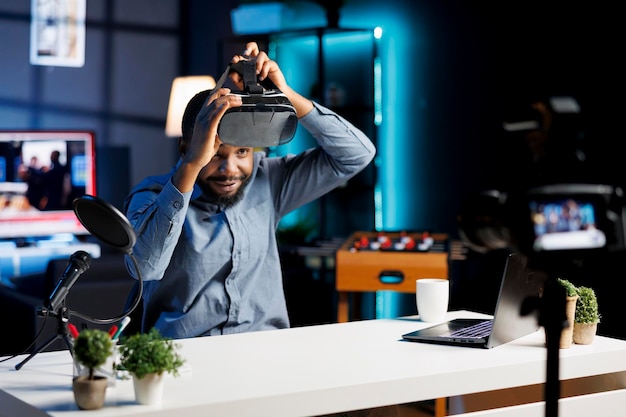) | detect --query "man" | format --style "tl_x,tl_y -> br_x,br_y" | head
20,156 -> 45,209
124,42 -> 376,339
41,150 -> 69,210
